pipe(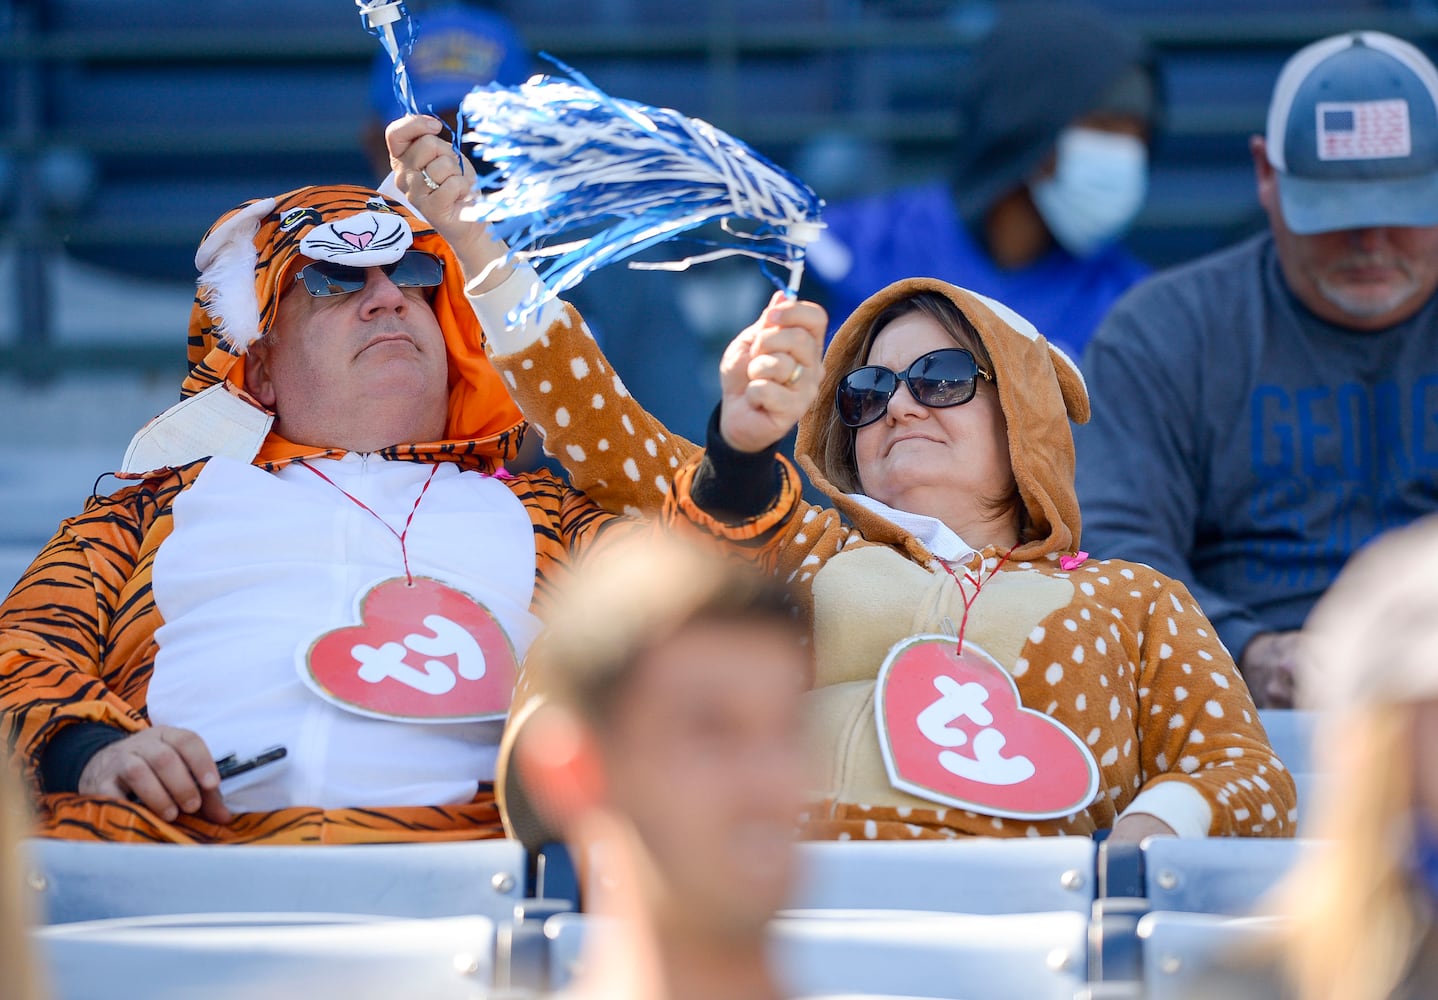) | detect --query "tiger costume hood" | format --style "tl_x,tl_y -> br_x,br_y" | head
122,184 -> 524,476
1,188 -> 698,845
